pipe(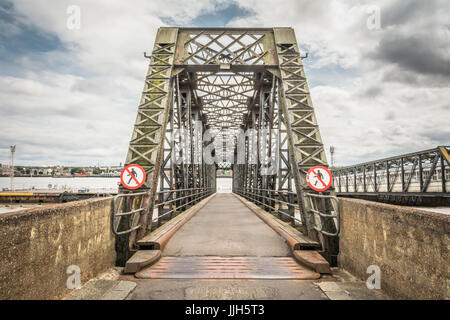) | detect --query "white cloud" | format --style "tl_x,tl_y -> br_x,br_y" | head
1,0 -> 449,166
230,0 -> 450,164
1,0 -> 223,165
0,71 -> 136,166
